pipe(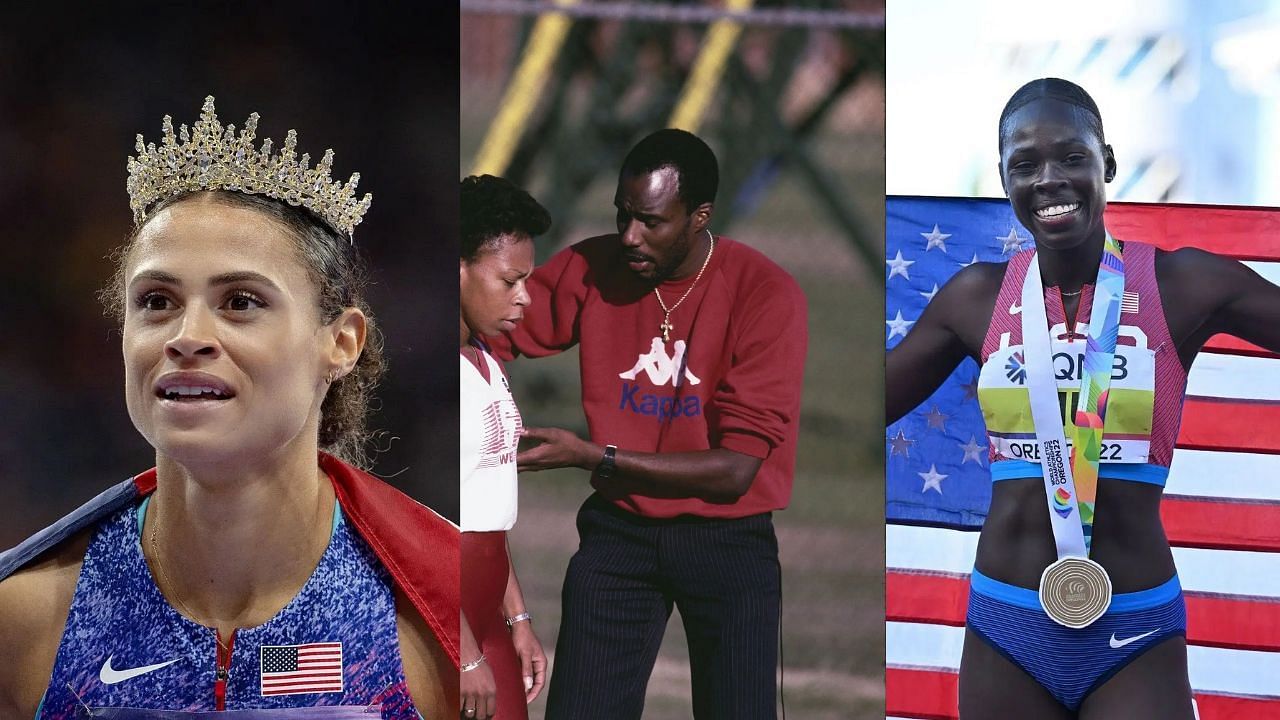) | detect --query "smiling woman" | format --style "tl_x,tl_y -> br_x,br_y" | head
886,77 -> 1280,720
0,99 -> 458,719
